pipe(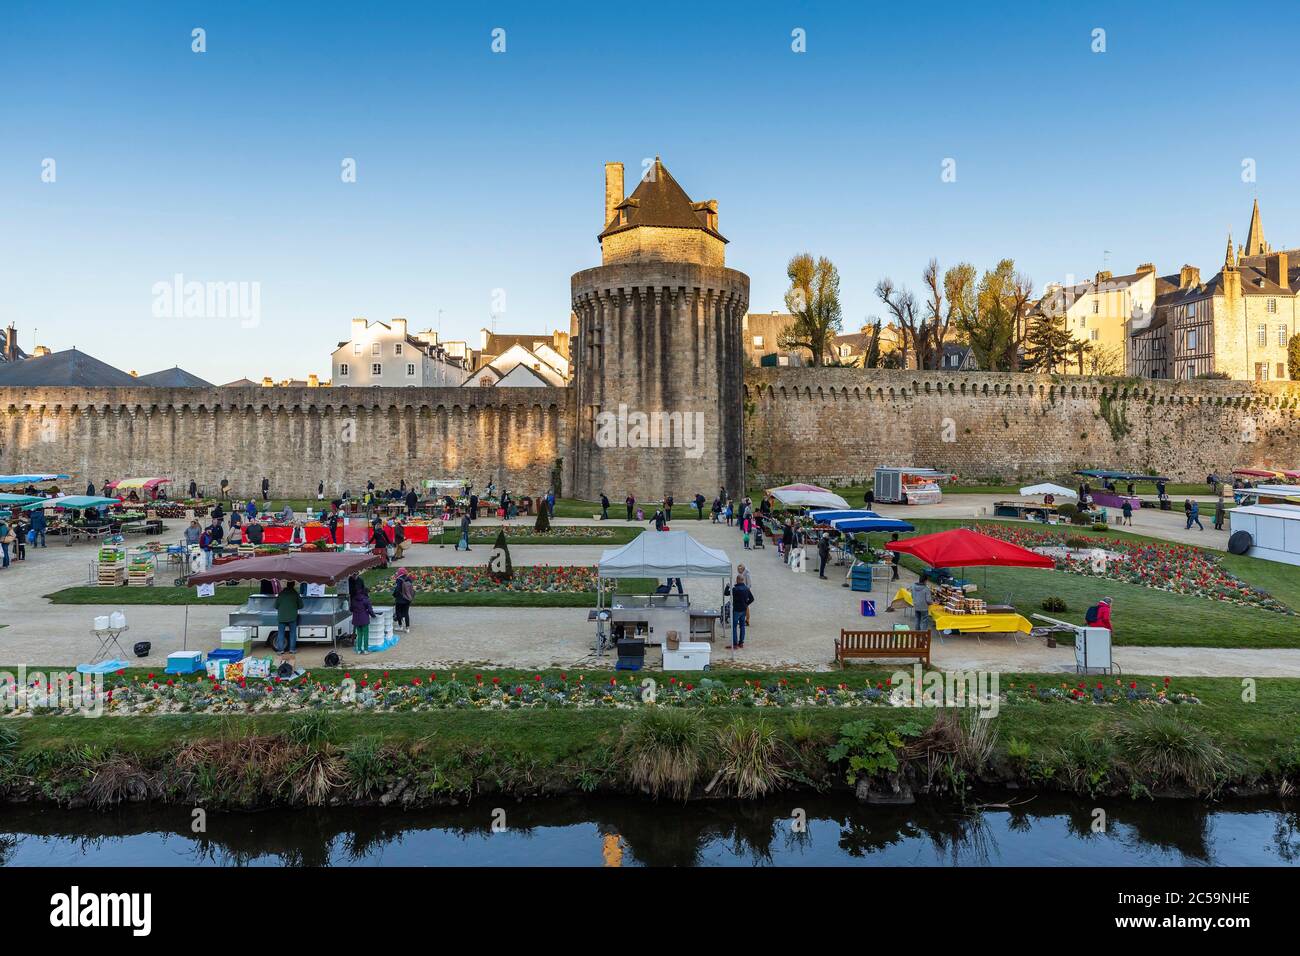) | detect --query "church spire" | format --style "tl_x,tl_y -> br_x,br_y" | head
1225,230 -> 1236,269
1243,199 -> 1267,256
